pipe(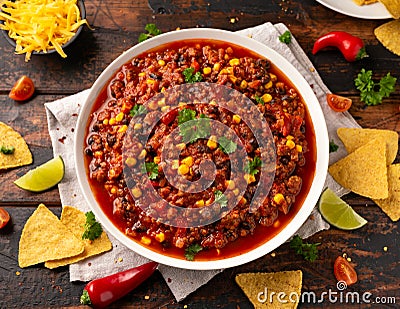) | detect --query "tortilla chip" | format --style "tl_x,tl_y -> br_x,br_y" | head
337,128 -> 398,165
45,206 -> 112,269
353,0 -> 378,5
235,270 -> 302,309
18,204 -> 84,268
379,0 -> 400,19
329,139 -> 388,199
373,164 -> 400,221
0,122 -> 32,170
375,20 -> 400,56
